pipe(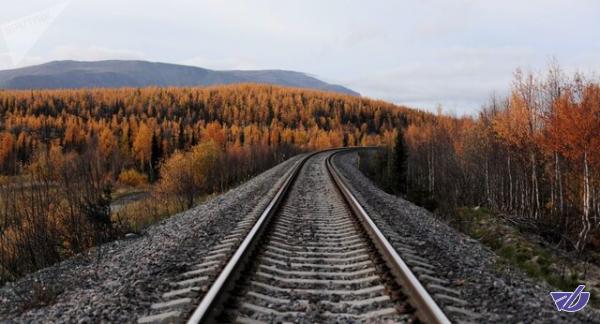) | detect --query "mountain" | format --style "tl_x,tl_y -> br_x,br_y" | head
0,60 -> 359,95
